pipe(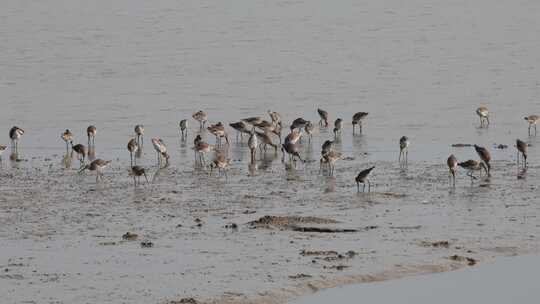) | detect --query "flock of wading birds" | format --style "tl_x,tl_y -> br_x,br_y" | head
0,107 -> 538,191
